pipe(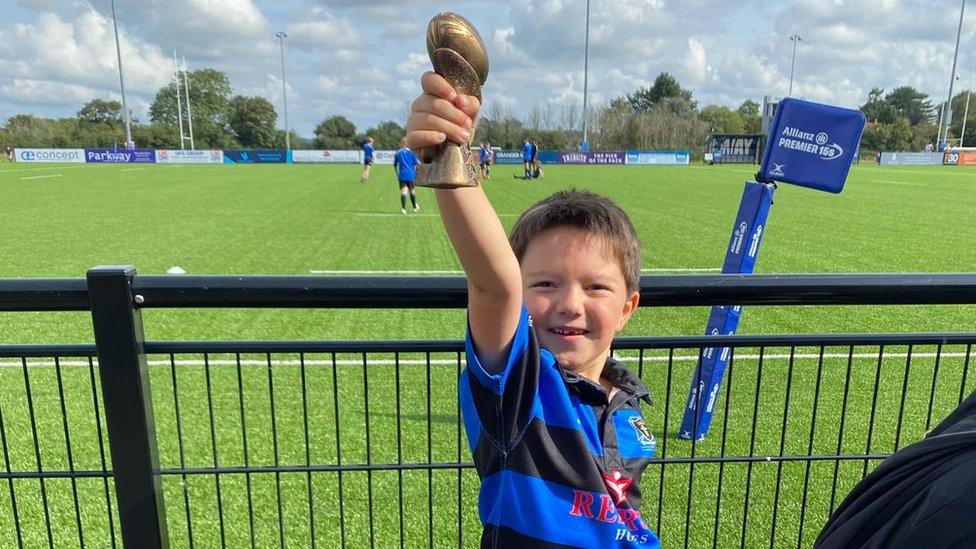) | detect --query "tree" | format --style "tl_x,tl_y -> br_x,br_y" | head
77,99 -> 123,126
860,87 -> 898,124
737,100 -> 761,133
885,86 -> 934,126
313,115 -> 358,149
228,95 -> 277,148
699,105 -> 745,134
364,121 -> 405,149
627,72 -> 695,112
149,68 -> 236,148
